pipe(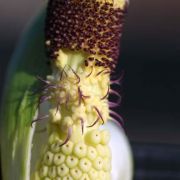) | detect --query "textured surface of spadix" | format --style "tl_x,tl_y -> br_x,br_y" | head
32,111 -> 133,180
31,111 -> 133,180
32,49 -> 112,180
31,0 -> 130,179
